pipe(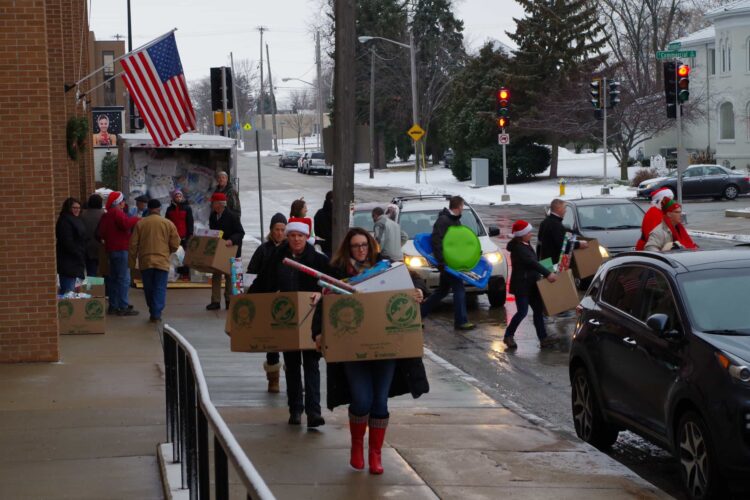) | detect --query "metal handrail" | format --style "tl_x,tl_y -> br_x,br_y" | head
161,323 -> 275,500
